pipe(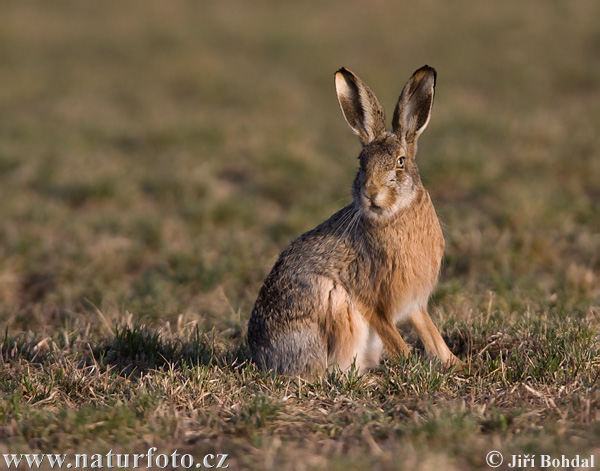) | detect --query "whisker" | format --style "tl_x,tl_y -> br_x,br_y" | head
330,207 -> 354,236
330,209 -> 361,255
